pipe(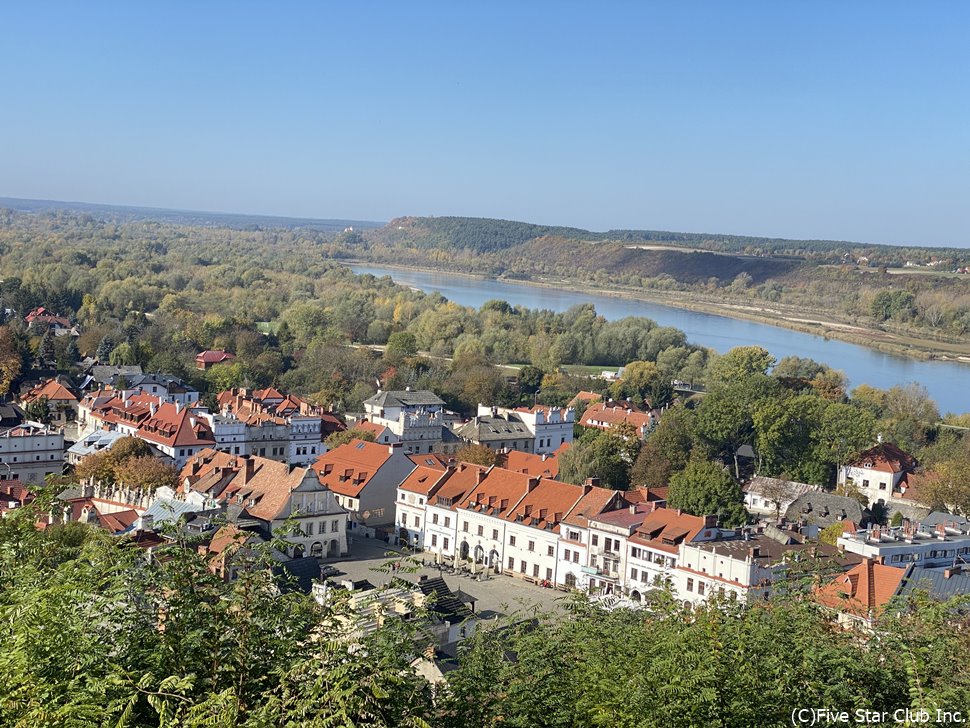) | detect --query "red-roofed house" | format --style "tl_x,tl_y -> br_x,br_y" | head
502,443 -> 568,479
579,401 -> 657,438
423,462 -> 489,560
181,448 -> 348,557
557,483 -> 630,589
19,378 -> 80,426
396,456 -> 452,548
311,440 -> 416,537
195,350 -> 236,370
0,480 -> 34,516
24,307 -> 72,331
625,509 -> 720,600
838,442 -> 920,513
815,558 -> 907,629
